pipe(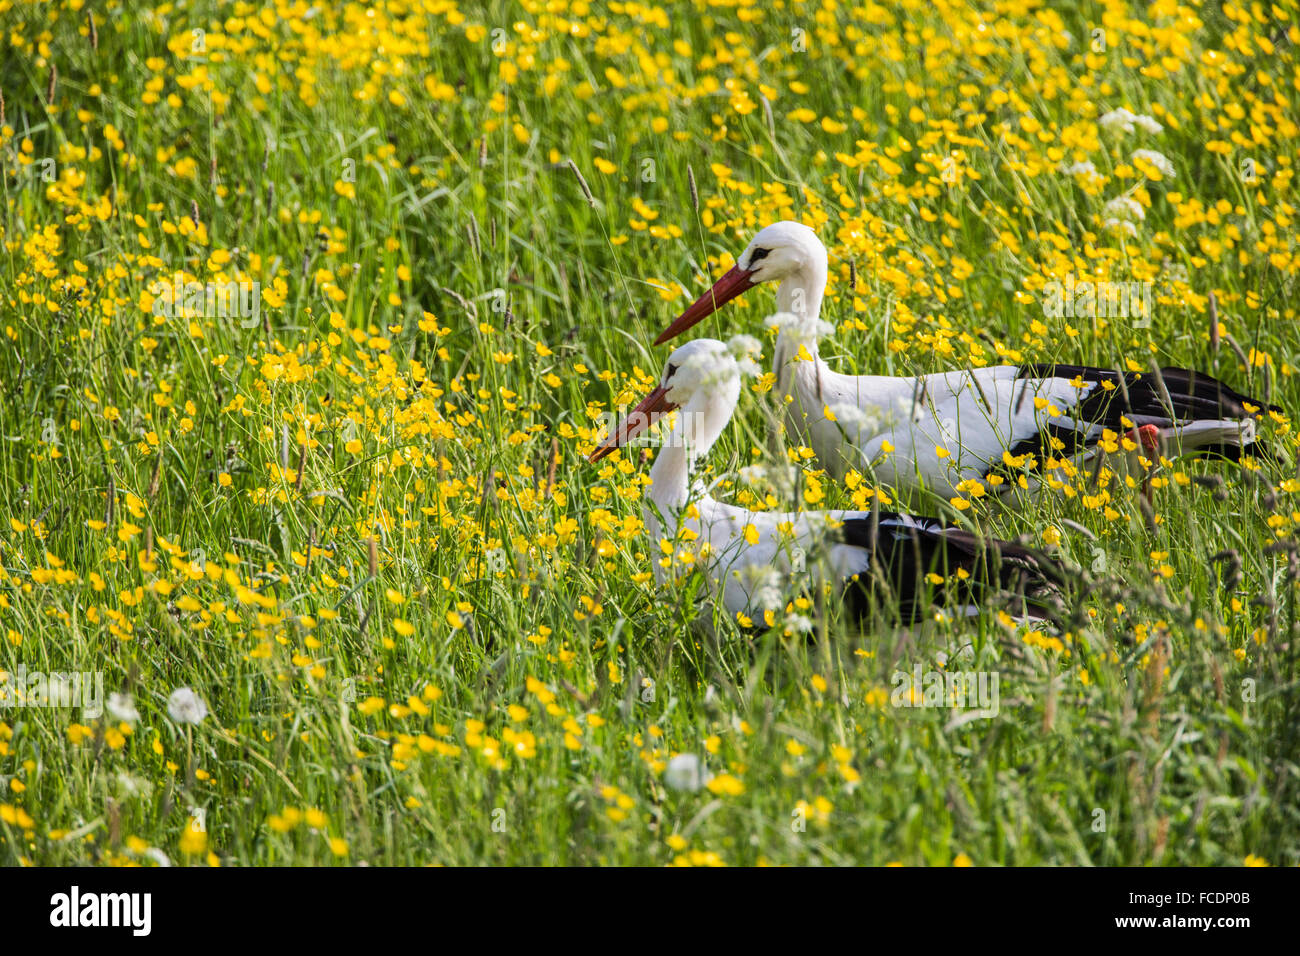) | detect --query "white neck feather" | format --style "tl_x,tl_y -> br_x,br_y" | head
645,383 -> 737,511
772,268 -> 829,396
